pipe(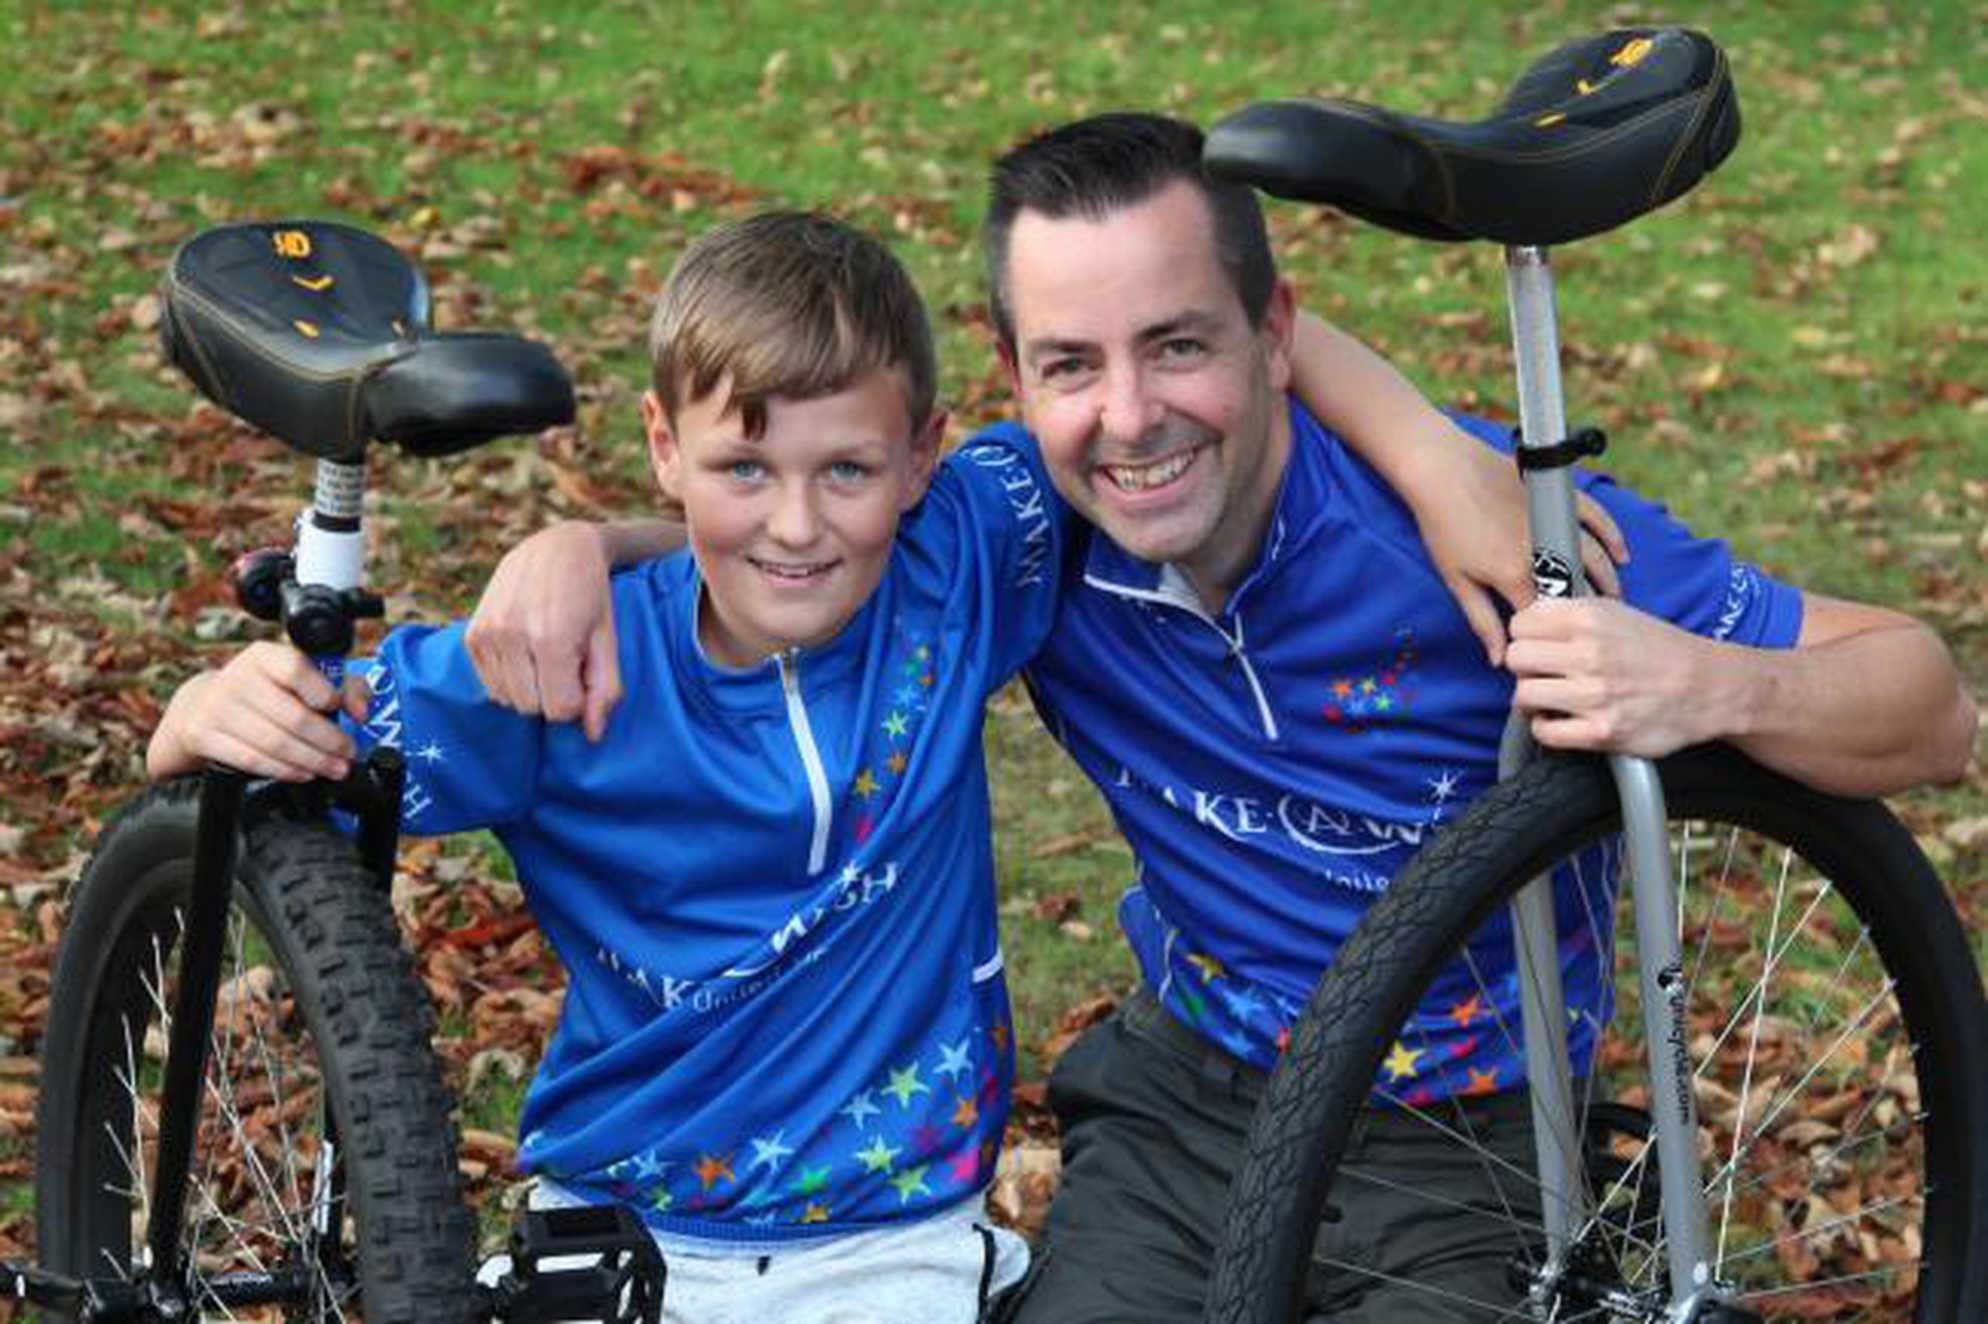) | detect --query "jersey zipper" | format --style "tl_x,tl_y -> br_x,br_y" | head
776,650 -> 833,875
1215,611 -> 1280,742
